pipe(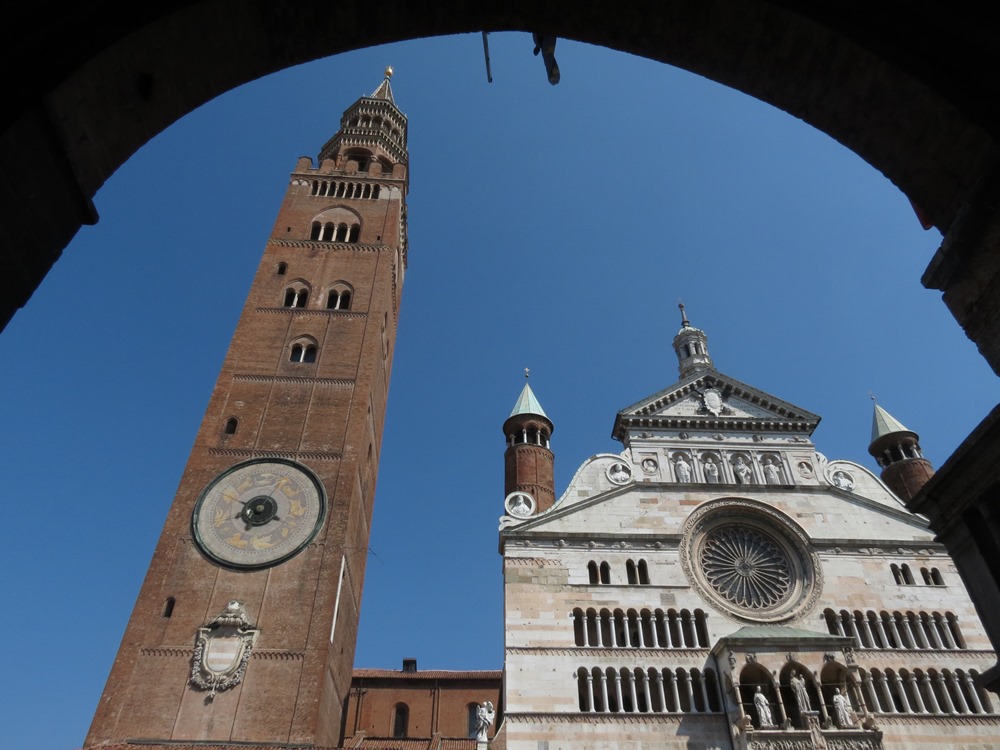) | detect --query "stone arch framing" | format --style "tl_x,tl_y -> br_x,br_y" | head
7,3 -> 1000,693
6,2 -> 1000,368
